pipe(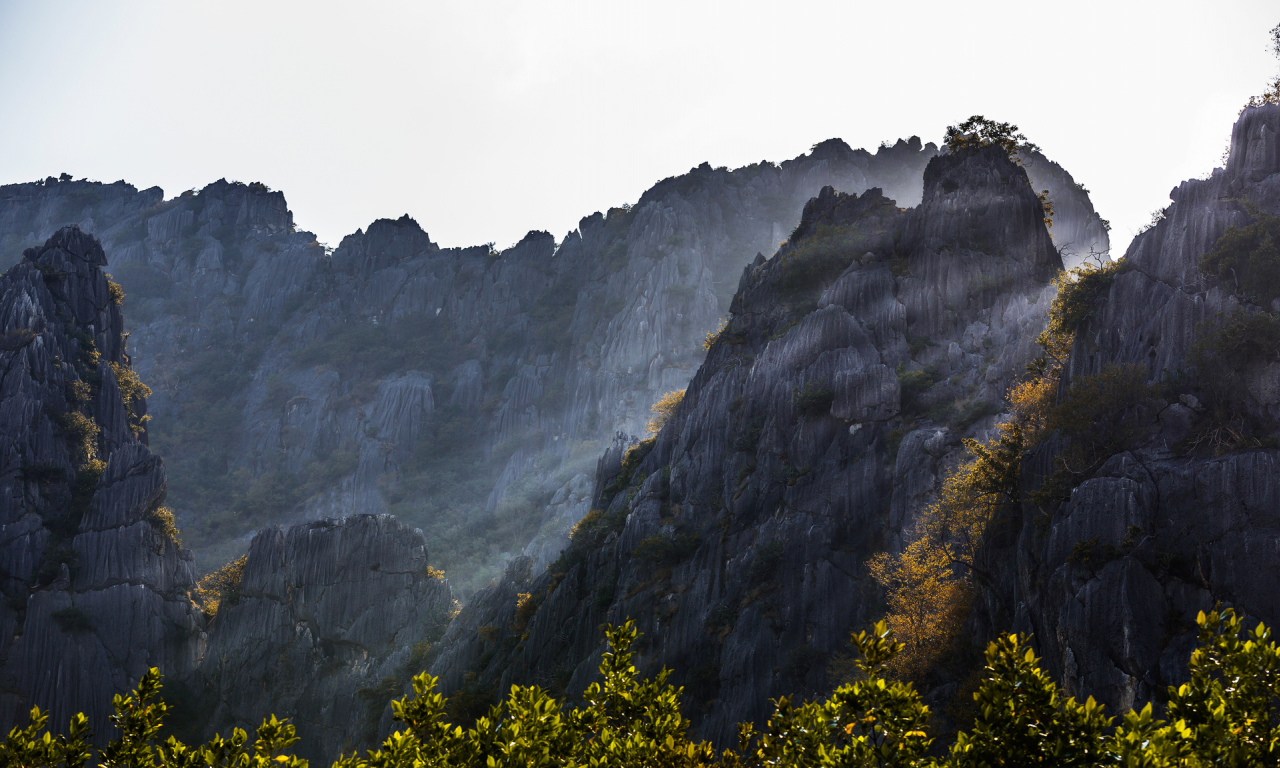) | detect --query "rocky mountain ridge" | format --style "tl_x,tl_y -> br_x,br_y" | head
422,104 -> 1280,754
1003,102 -> 1280,713
0,130 -> 1115,760
424,141 -> 1066,741
0,138 -> 1105,597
